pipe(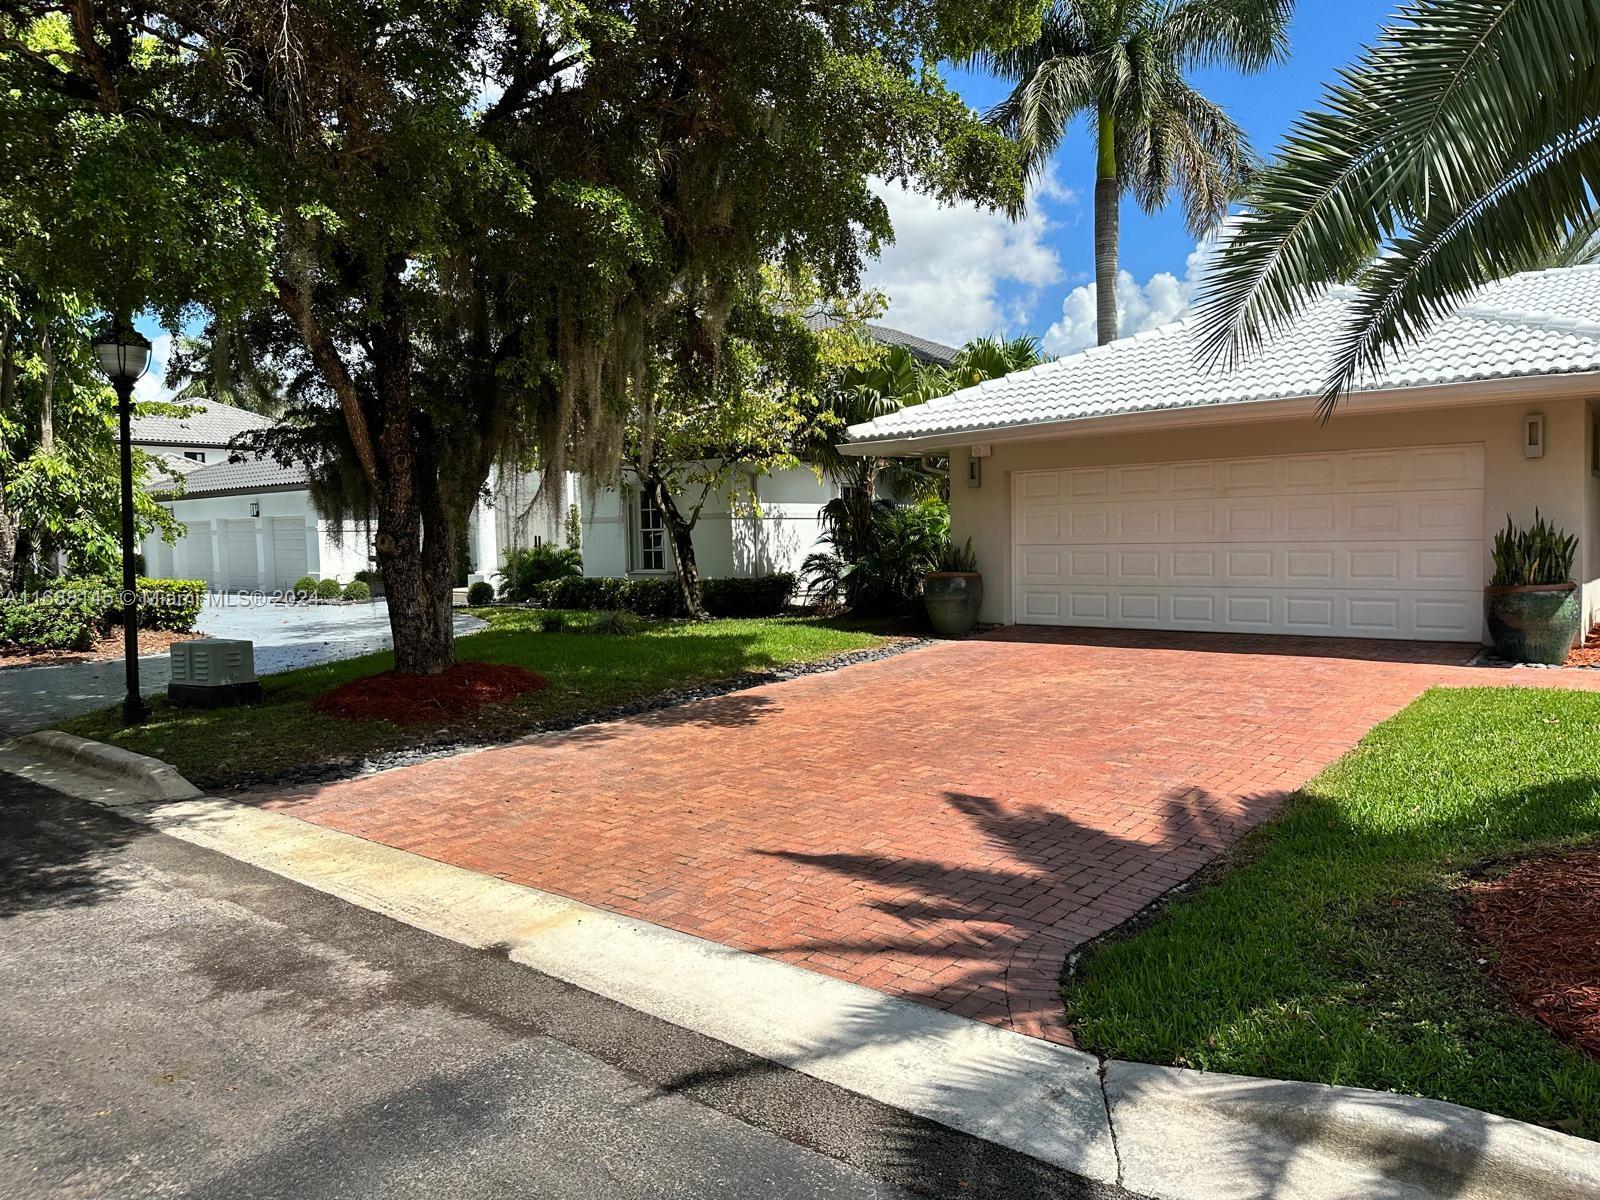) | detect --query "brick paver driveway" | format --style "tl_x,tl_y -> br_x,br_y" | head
259,628 -> 1522,1043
